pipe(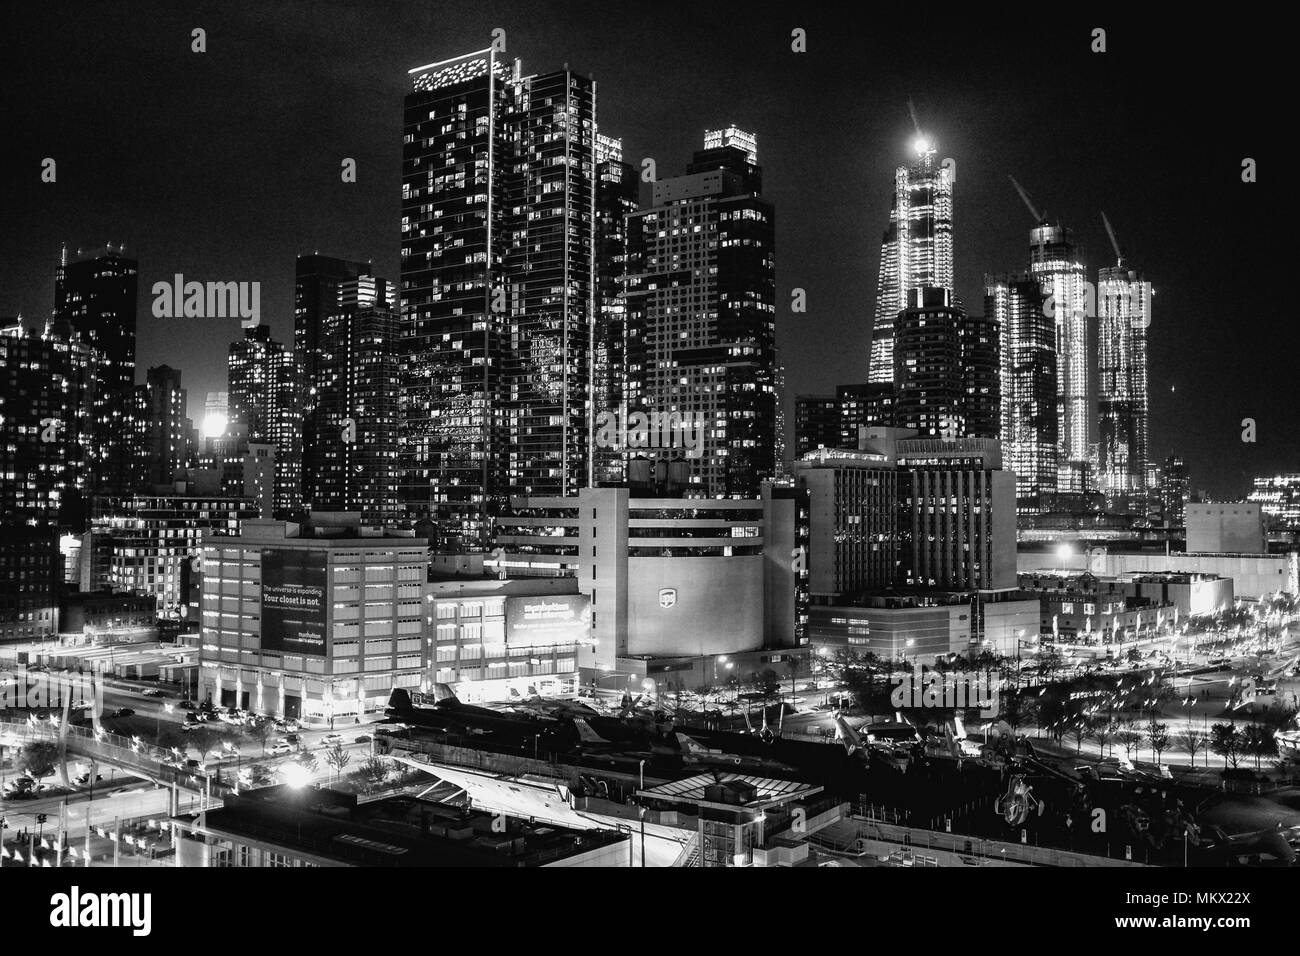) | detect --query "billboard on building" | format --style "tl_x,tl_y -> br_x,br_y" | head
261,548 -> 327,657
505,594 -> 590,647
